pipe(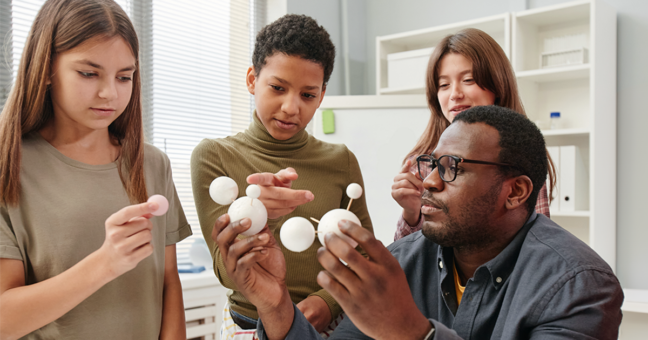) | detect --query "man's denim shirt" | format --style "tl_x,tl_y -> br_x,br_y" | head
259,212 -> 624,339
